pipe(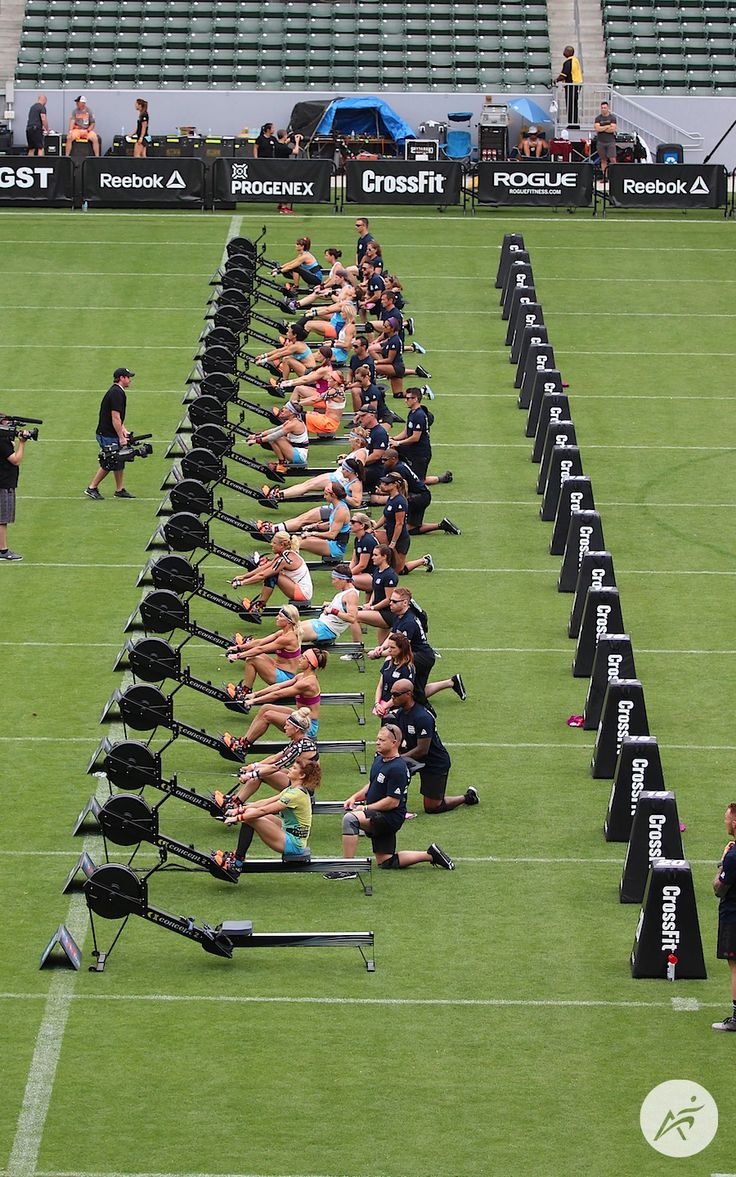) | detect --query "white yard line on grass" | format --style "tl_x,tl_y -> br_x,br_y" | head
3,641 -> 735,657
0,850 -> 722,867
2,736 -> 736,751
2,564 -> 734,577
0,992 -> 725,1012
